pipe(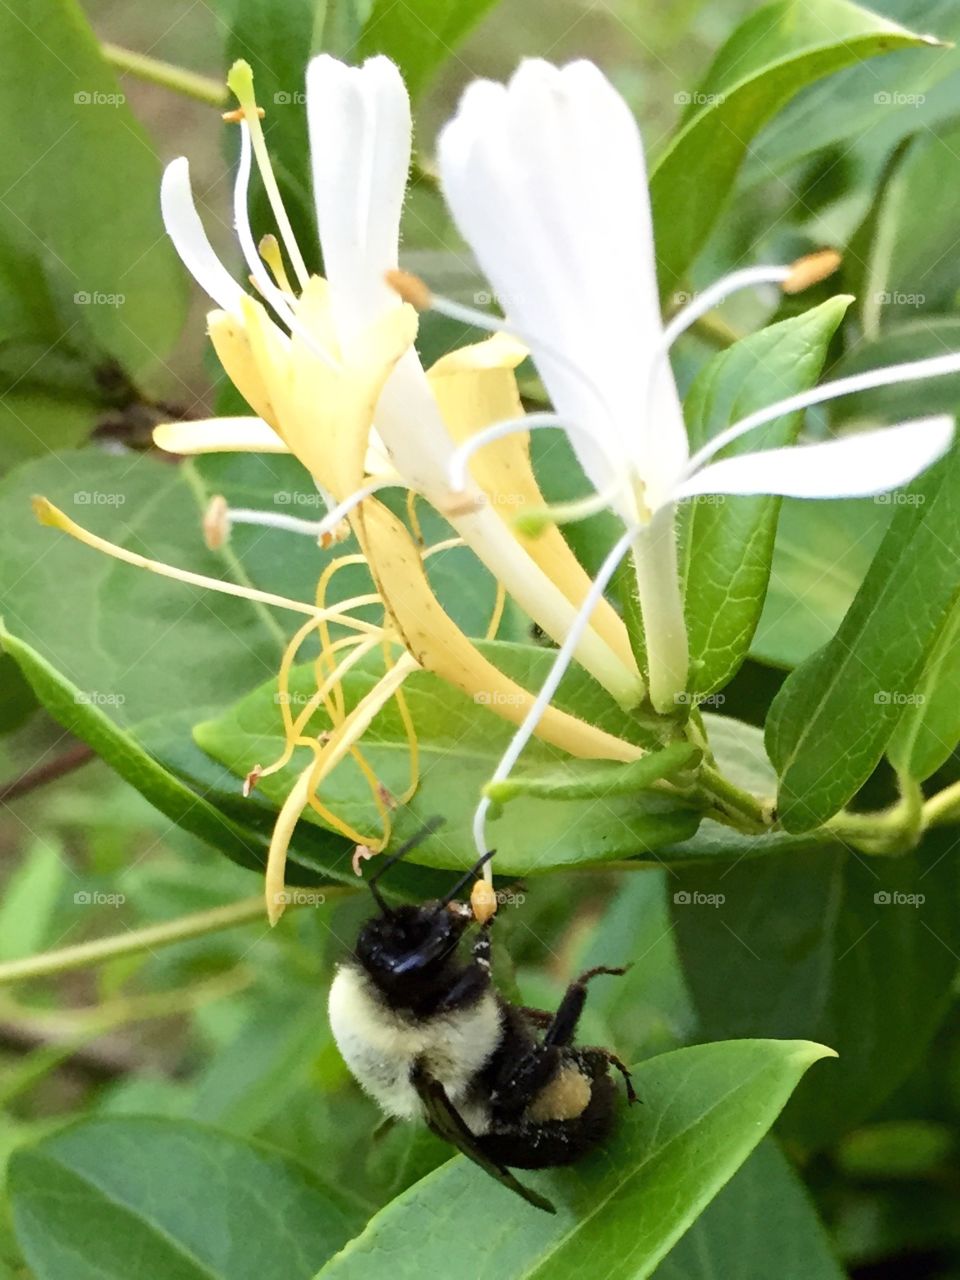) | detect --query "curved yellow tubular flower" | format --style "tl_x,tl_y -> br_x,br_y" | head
233,275 -> 643,766
359,500 -> 640,764
265,651 -> 420,923
426,334 -> 635,671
